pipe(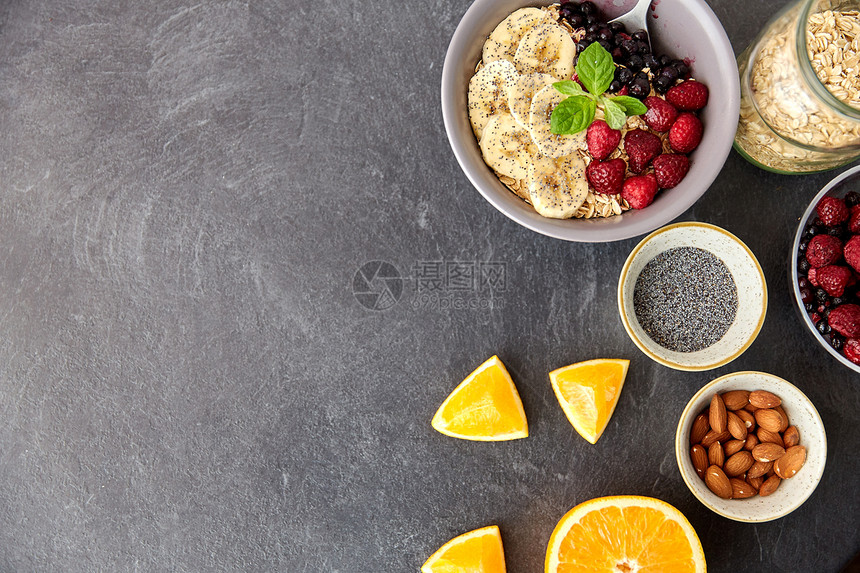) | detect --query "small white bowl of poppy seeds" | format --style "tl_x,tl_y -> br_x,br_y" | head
617,222 -> 768,371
